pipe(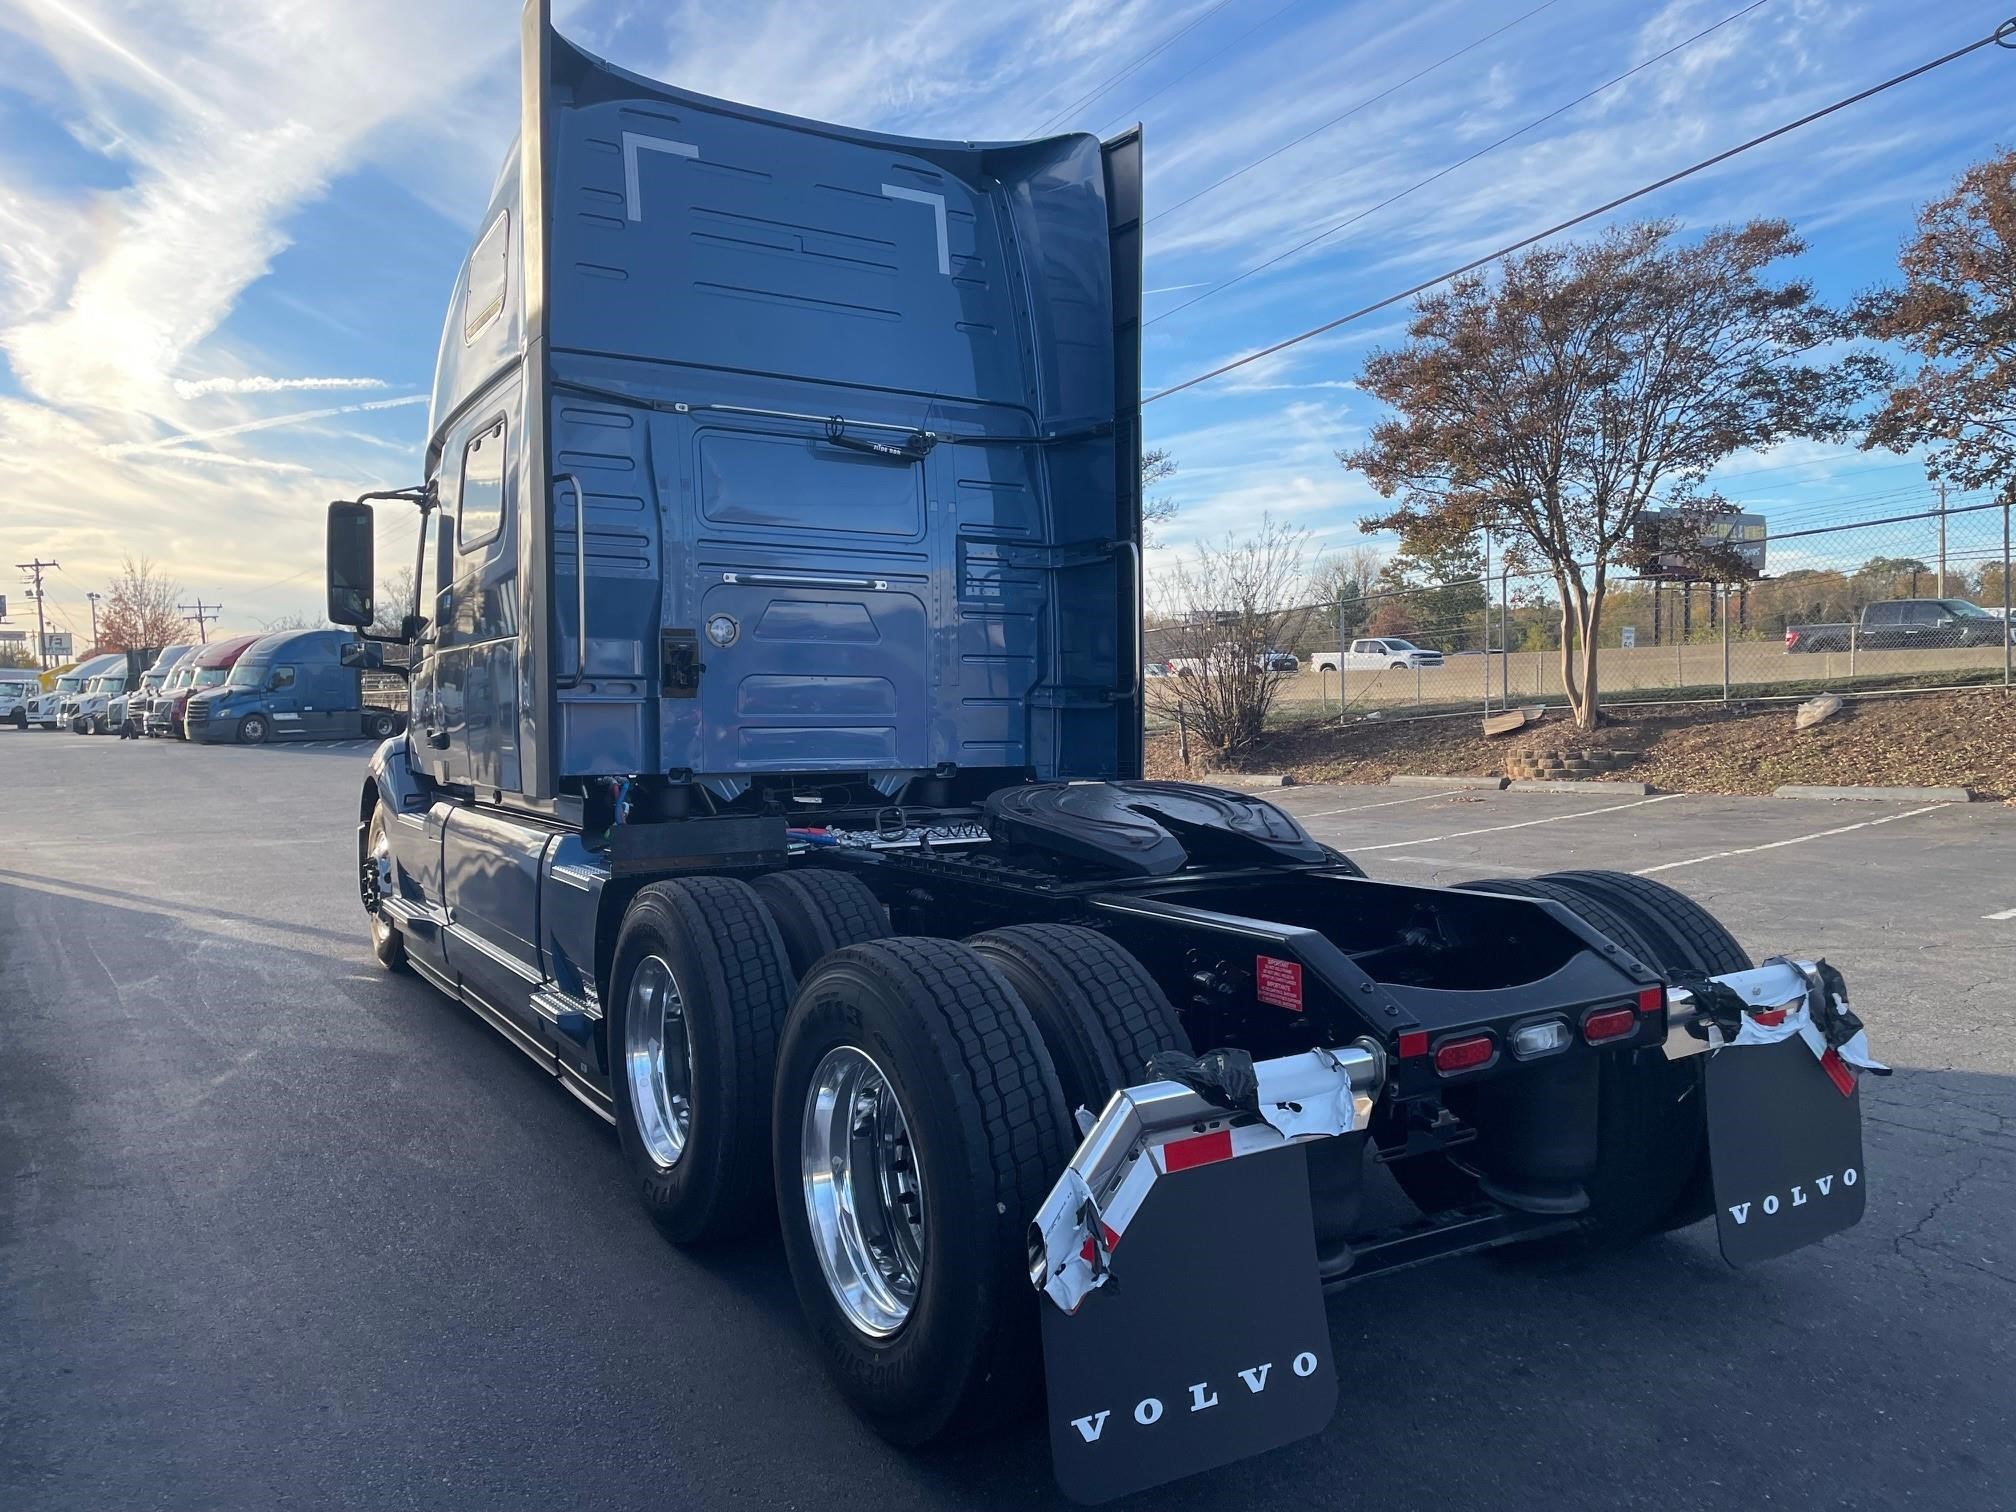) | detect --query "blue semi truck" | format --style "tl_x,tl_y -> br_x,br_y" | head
322,5 -> 1878,1499
184,628 -> 401,745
